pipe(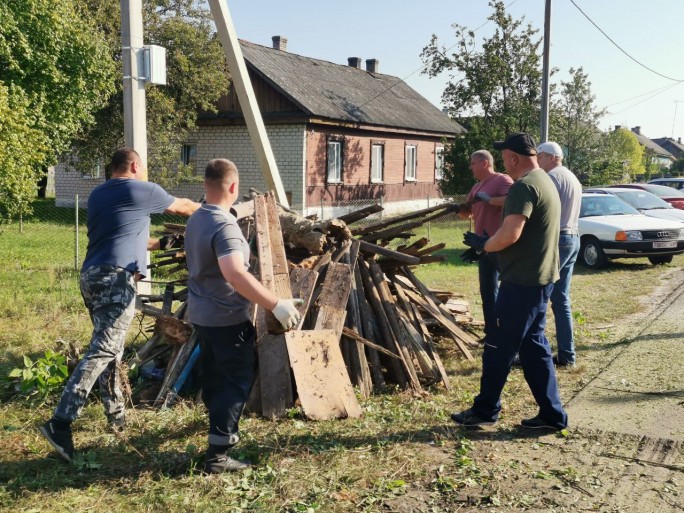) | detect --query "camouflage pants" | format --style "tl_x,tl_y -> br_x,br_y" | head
53,265 -> 136,423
